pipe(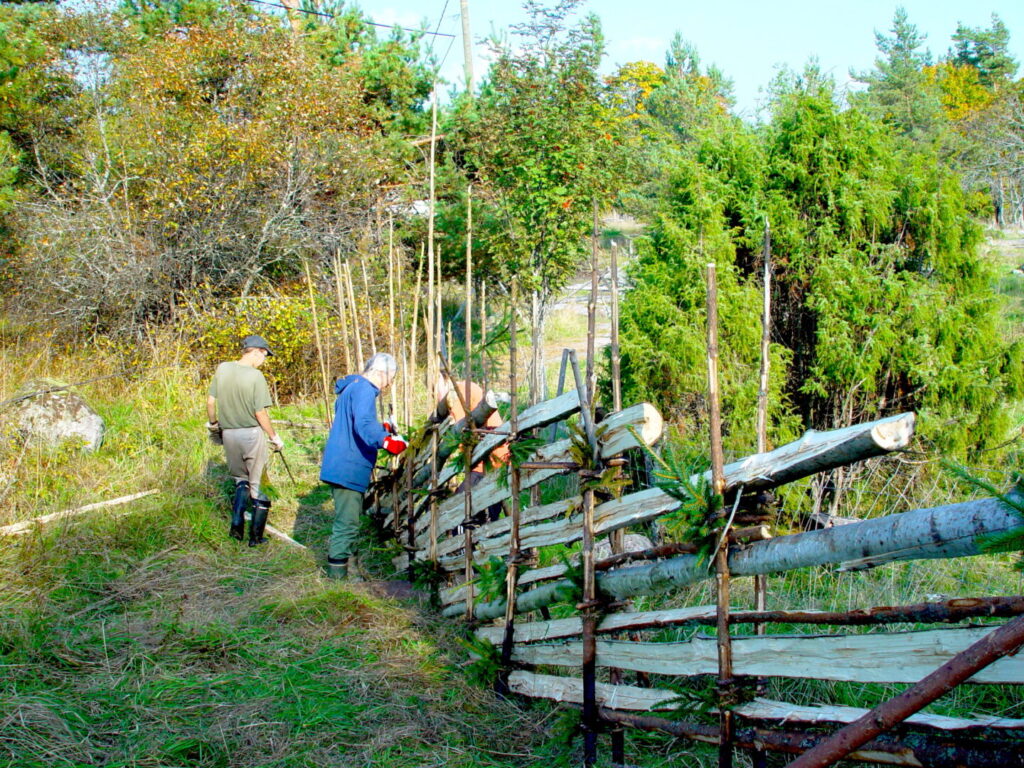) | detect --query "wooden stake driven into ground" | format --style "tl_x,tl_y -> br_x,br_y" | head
707,263 -> 735,768
498,277 -> 522,697
463,185 -> 475,624
332,253 -> 352,375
